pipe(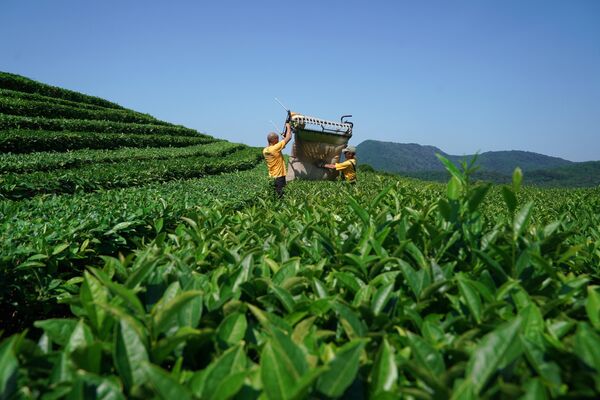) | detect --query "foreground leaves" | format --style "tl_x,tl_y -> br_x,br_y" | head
1,147 -> 599,398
